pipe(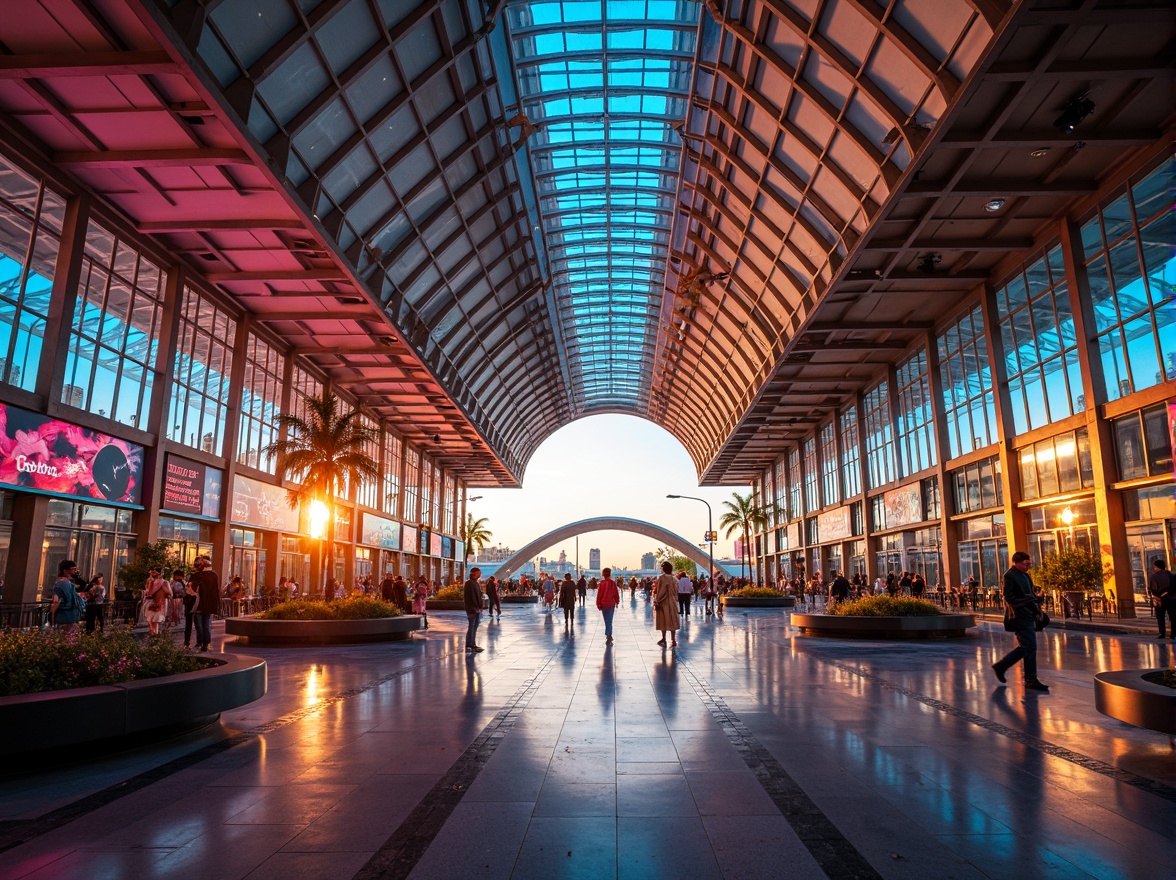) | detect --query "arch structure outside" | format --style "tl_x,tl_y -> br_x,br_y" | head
490,517 -> 738,581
